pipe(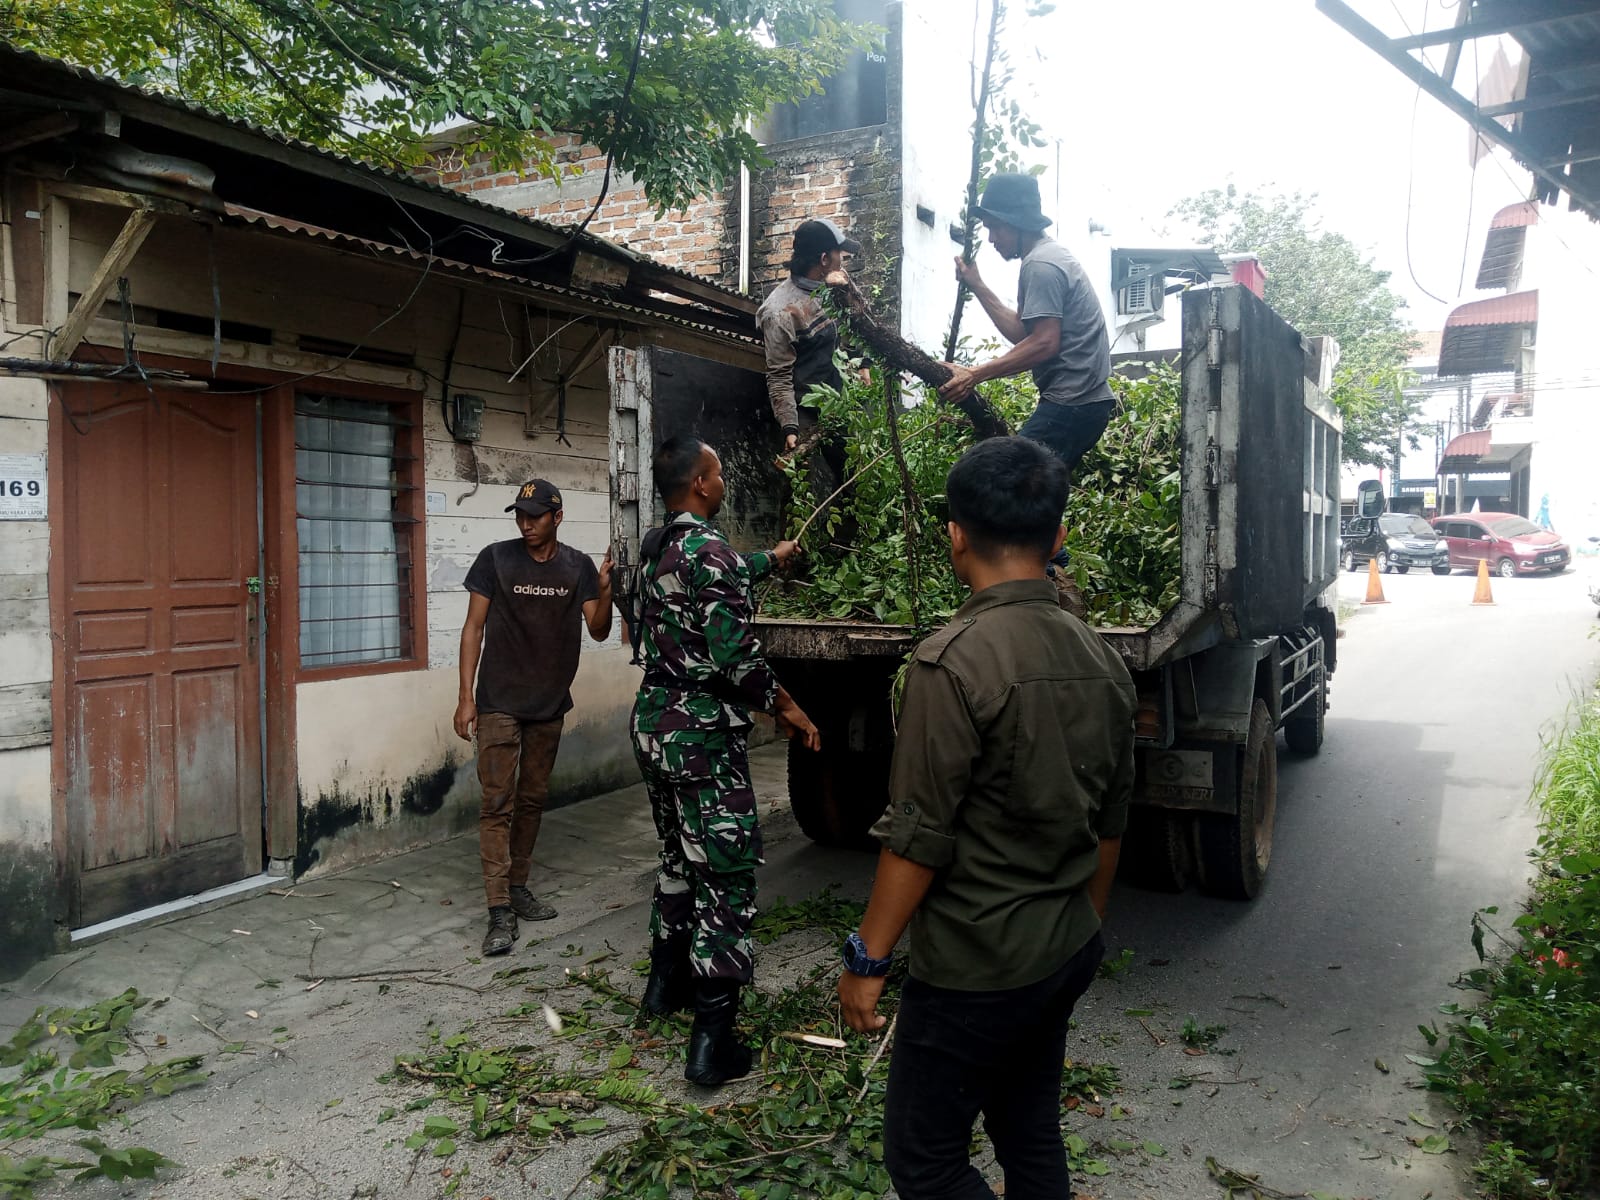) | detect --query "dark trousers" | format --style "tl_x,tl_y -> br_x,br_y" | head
1019,397 -> 1114,568
796,404 -> 853,544
883,933 -> 1105,1200
476,712 -> 563,909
